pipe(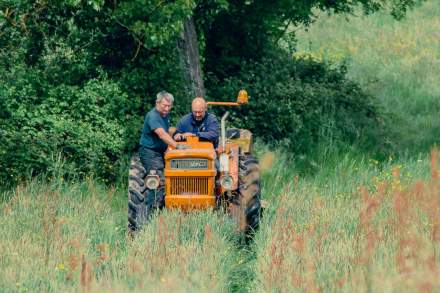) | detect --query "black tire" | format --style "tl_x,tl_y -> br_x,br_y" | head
127,155 -> 148,232
230,155 -> 262,235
